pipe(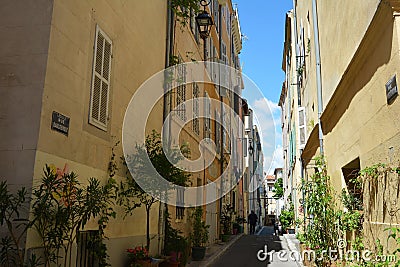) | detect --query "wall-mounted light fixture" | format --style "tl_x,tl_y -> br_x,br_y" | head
196,0 -> 214,40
